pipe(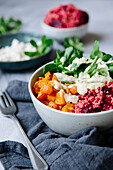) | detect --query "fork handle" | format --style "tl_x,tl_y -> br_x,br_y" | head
12,115 -> 48,170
